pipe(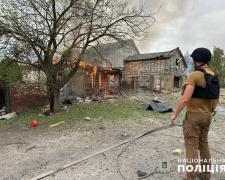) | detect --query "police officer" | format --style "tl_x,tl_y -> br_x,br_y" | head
170,48 -> 219,180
